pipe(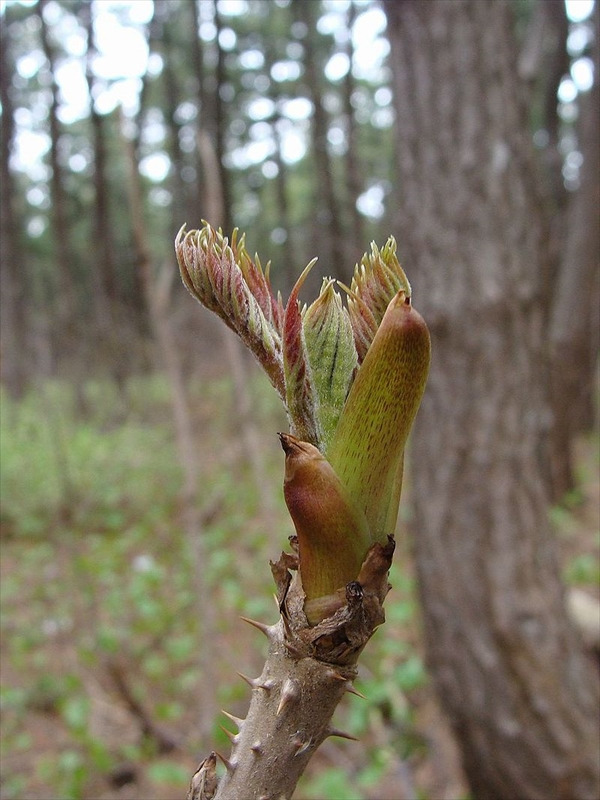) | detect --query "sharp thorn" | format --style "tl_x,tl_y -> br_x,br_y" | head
221,710 -> 244,729
326,669 -> 347,682
215,751 -> 235,773
346,684 -> 366,699
237,671 -> 255,688
257,678 -> 275,692
237,671 -> 258,688
219,725 -> 238,744
240,616 -> 273,638
250,741 -> 263,755
327,726 -> 359,741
